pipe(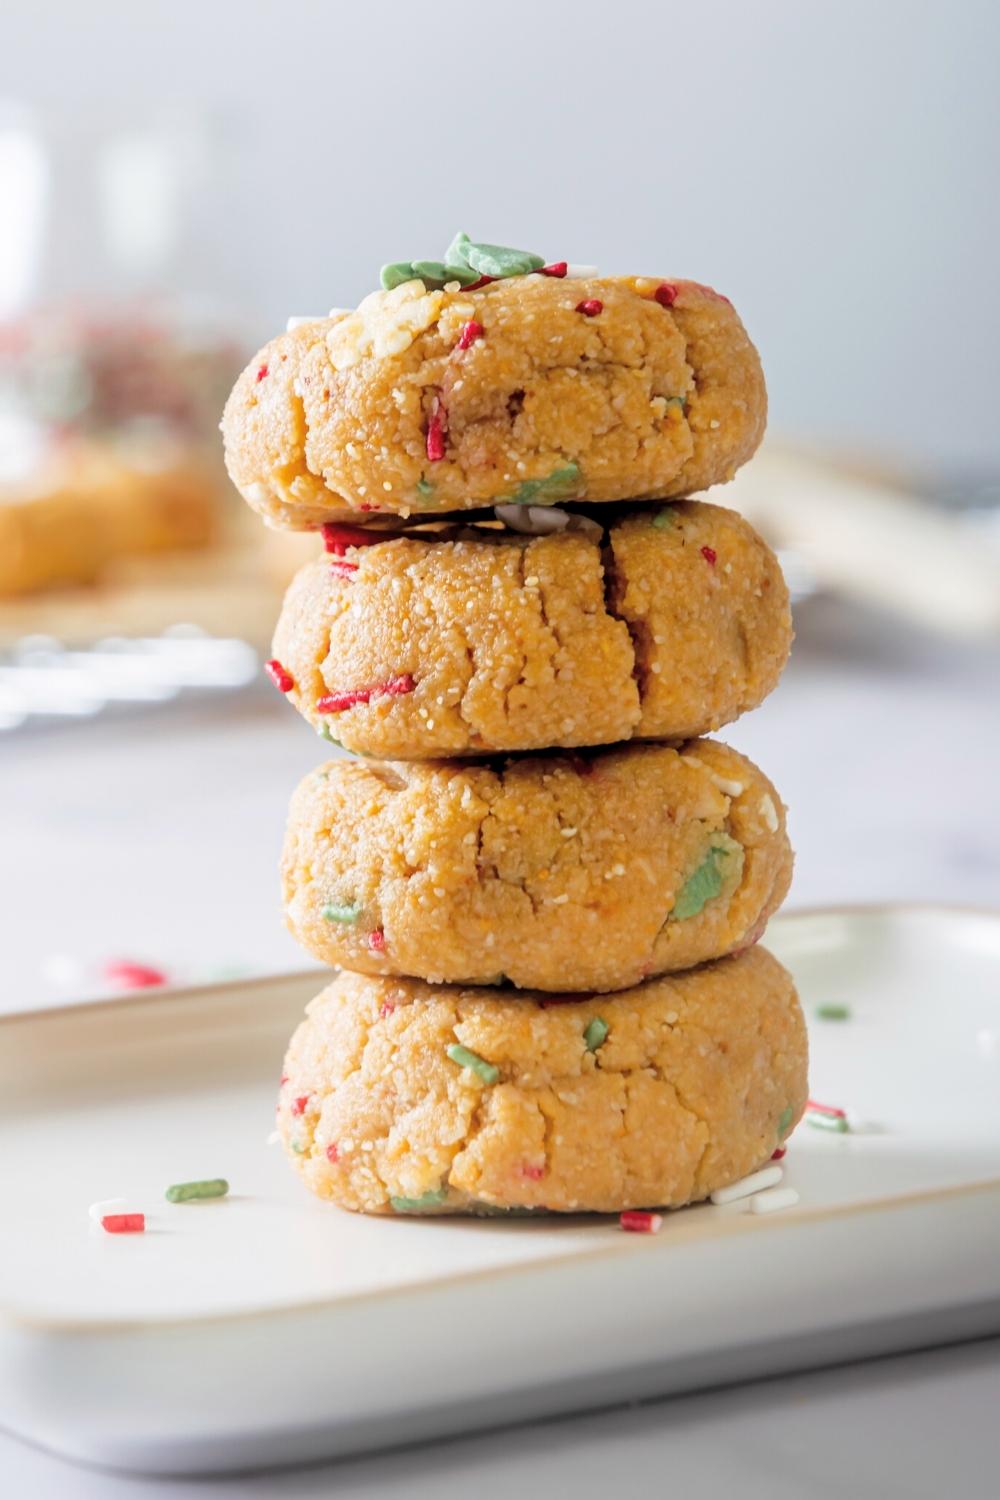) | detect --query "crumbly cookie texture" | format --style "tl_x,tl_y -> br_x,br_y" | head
277,946 -> 807,1215
281,738 -> 792,992
272,500 -> 791,757
222,276 -> 766,527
